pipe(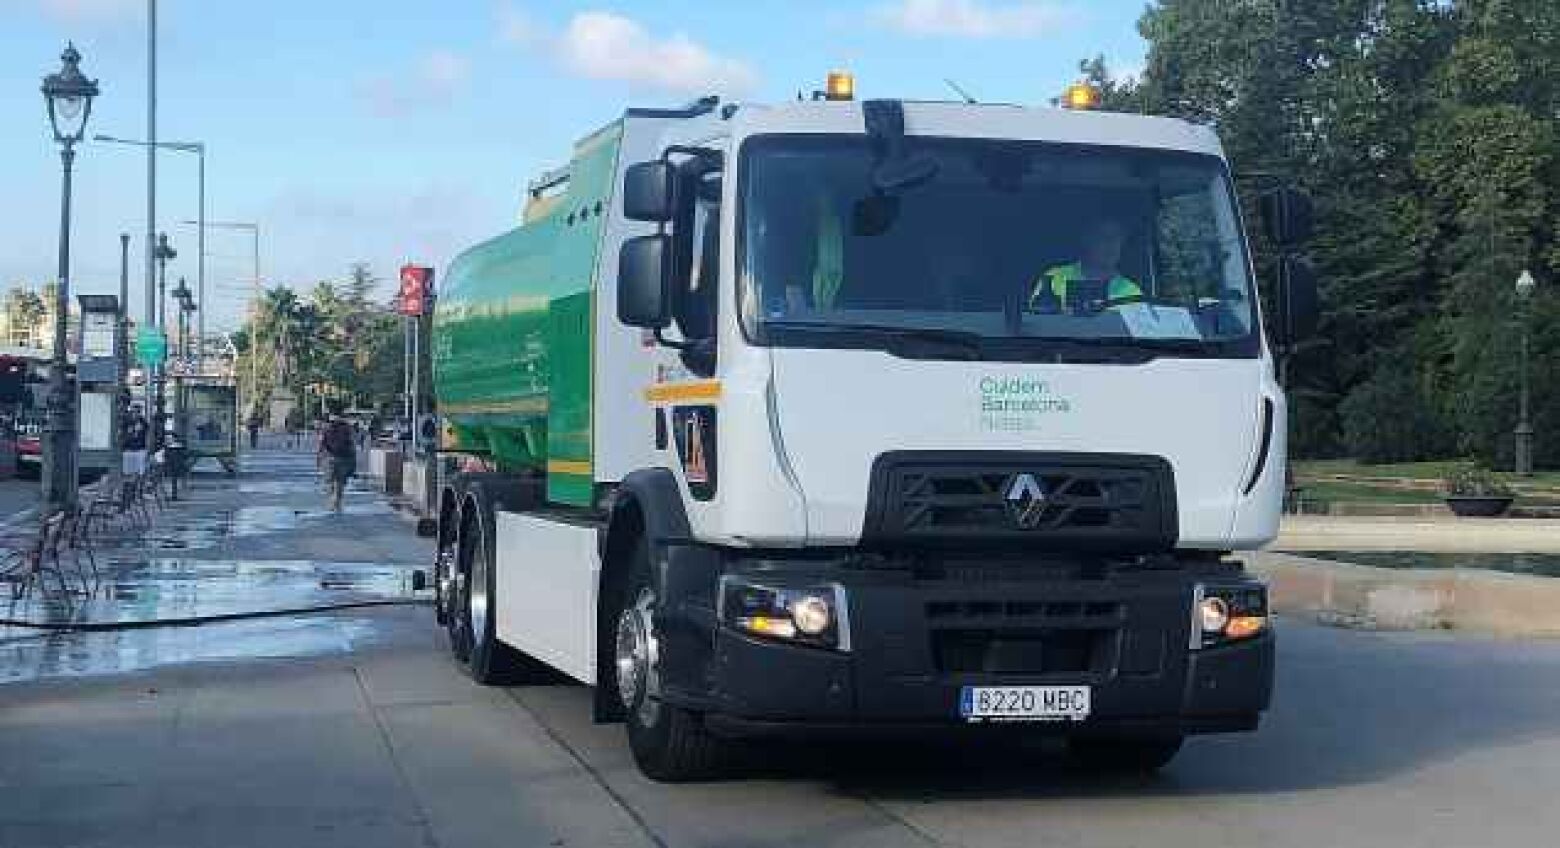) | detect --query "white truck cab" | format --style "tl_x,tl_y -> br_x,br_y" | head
433,80 -> 1318,782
